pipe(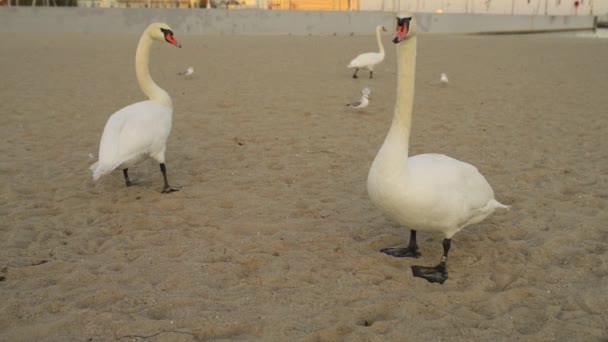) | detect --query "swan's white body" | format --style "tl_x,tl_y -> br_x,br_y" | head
91,102 -> 172,180
90,23 -> 180,184
367,16 -> 507,242
369,153 -> 506,239
440,72 -> 449,84
347,25 -> 386,77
